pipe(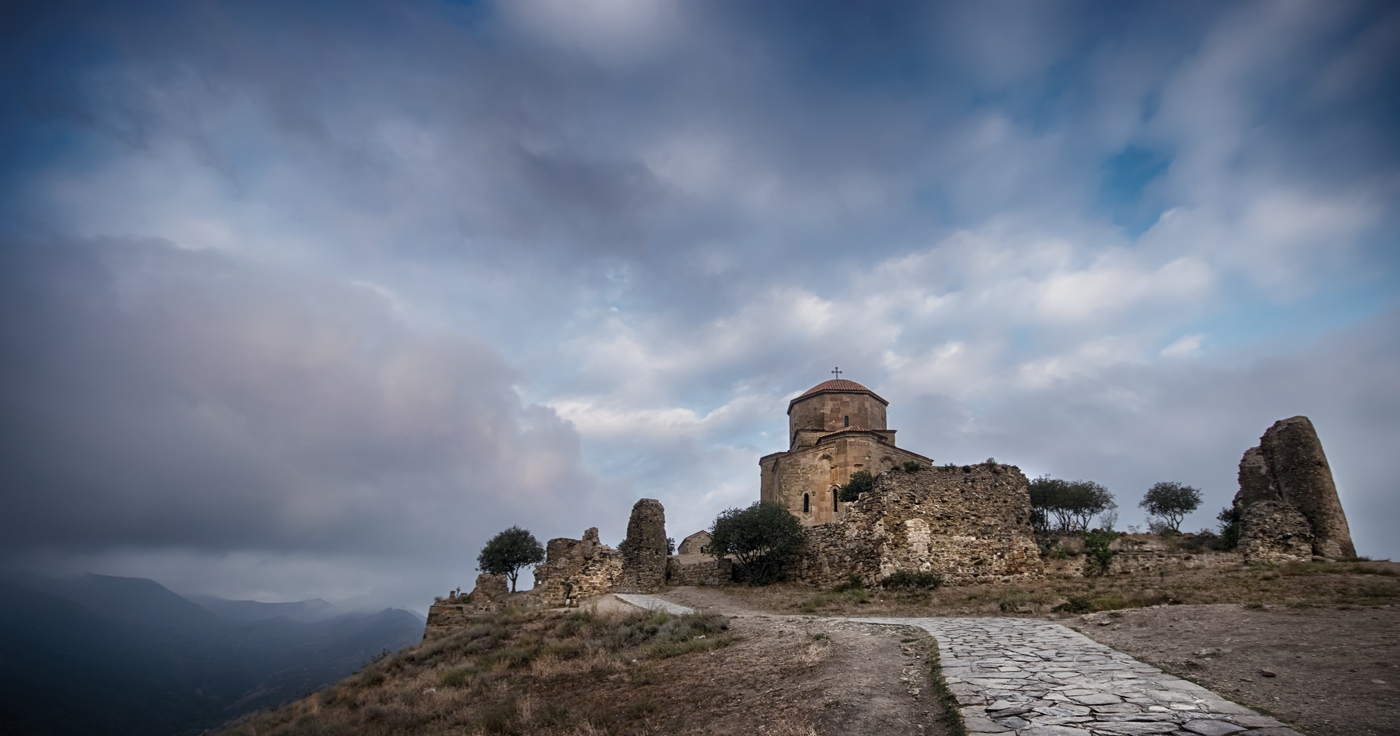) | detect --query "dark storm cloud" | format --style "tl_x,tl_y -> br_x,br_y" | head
0,238 -> 594,557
